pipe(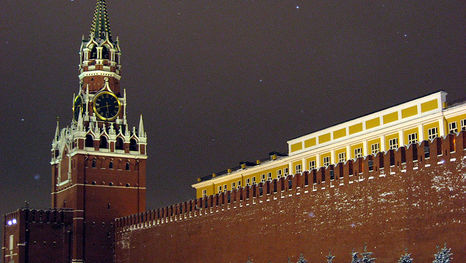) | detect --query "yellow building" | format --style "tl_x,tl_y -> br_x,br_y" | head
192,91 -> 466,198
